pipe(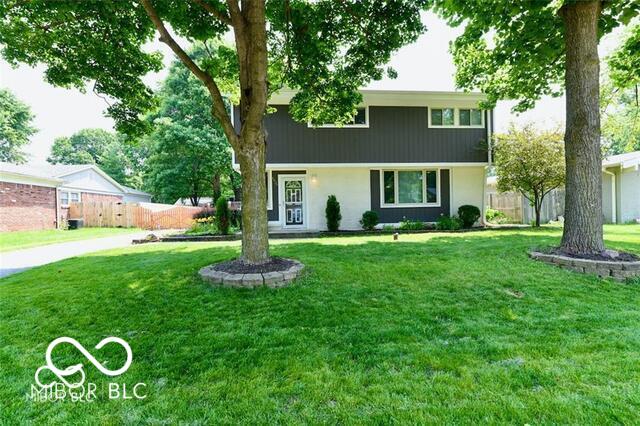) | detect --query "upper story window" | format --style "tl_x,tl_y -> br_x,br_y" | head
459,108 -> 483,126
430,108 -> 454,126
381,169 -> 439,207
309,107 -> 369,128
429,107 -> 484,128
